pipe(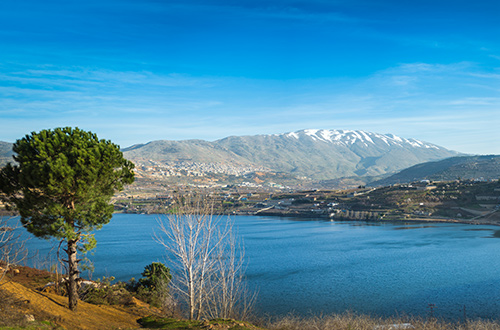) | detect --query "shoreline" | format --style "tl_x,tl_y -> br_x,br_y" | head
5,209 -> 499,227
231,210 -> 500,226
108,208 -> 483,227
114,208 -> 500,226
